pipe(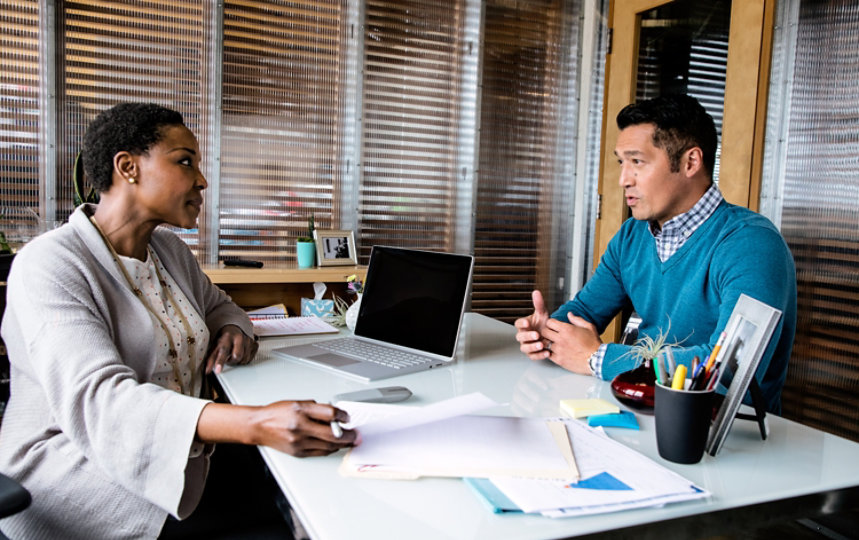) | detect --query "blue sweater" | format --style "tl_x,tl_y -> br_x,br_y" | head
552,201 -> 797,413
